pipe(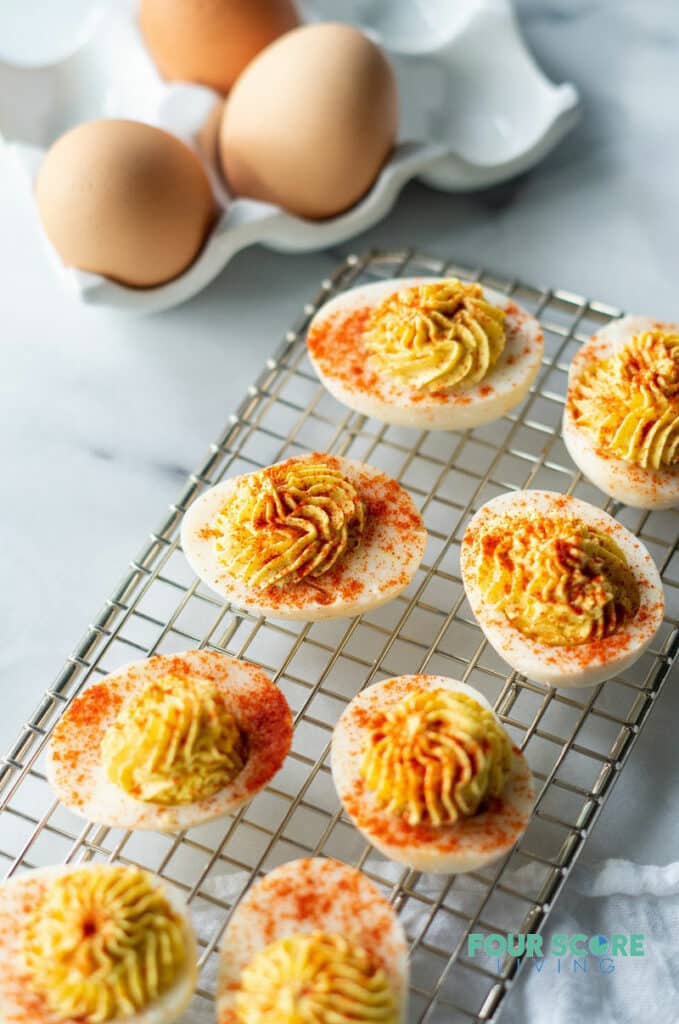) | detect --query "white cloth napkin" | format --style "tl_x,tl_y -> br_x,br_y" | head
502,859 -> 679,1024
